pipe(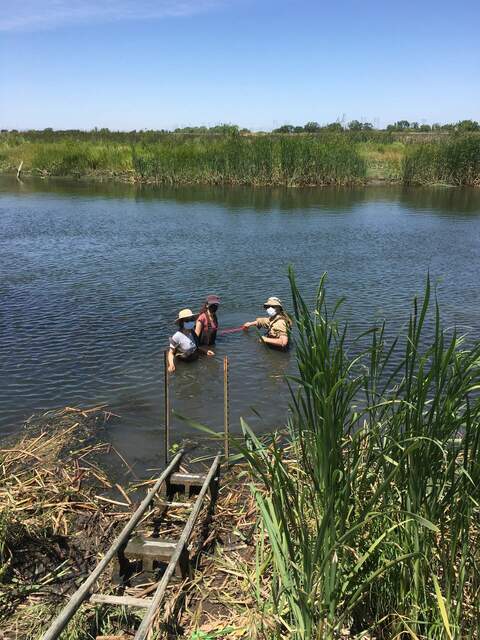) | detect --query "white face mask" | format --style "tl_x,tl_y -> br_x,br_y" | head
184,321 -> 195,330
266,307 -> 277,318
